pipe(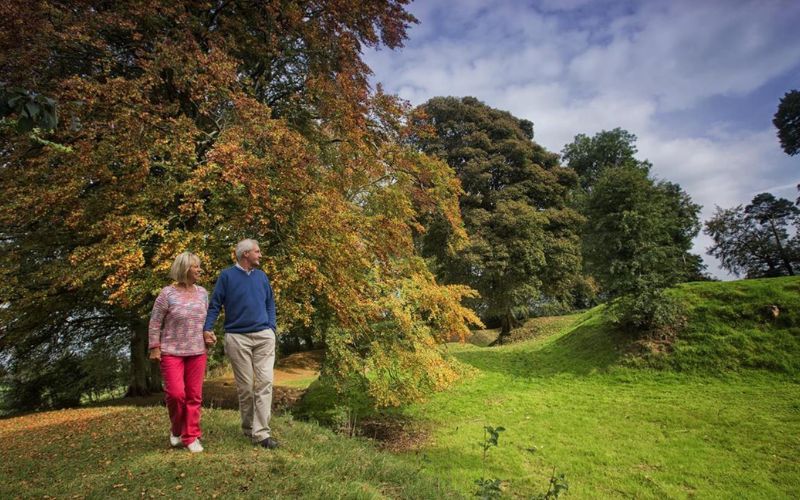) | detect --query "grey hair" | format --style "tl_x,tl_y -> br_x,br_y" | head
235,239 -> 259,261
169,252 -> 200,284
